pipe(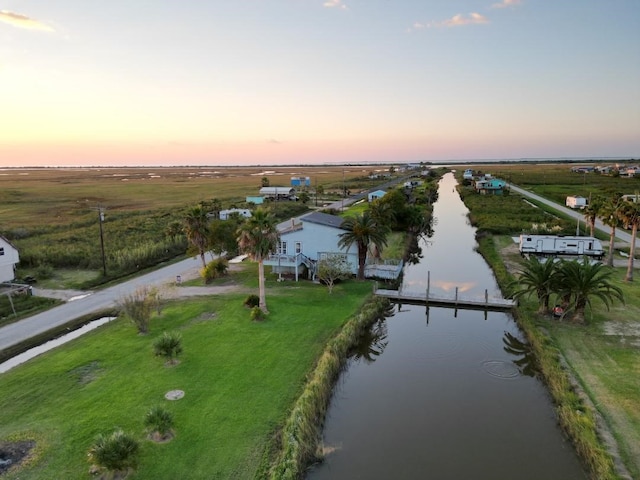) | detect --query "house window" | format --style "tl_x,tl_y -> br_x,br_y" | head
295,242 -> 302,254
277,241 -> 287,255
0,247 -> 4,256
